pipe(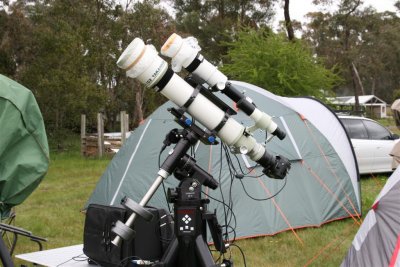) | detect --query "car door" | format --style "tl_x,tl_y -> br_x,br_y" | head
341,118 -> 375,174
362,119 -> 397,173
